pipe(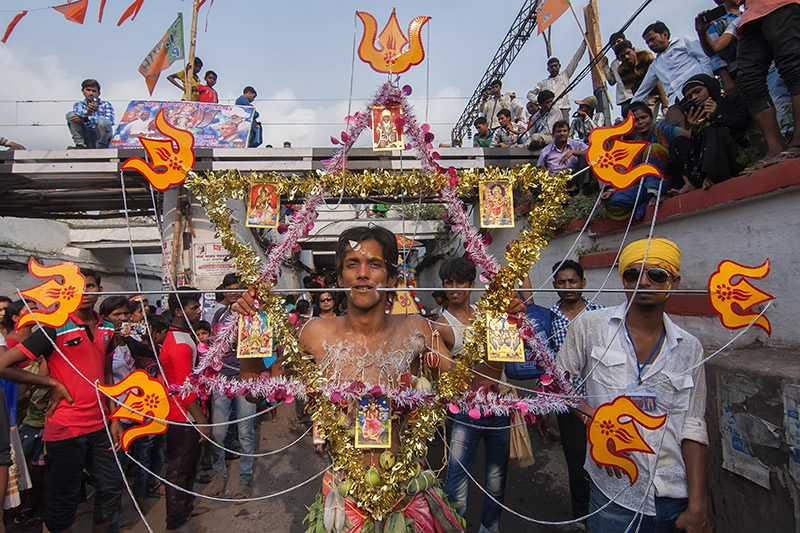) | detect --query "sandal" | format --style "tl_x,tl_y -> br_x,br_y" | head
743,151 -> 799,174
